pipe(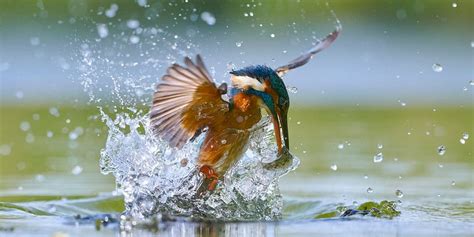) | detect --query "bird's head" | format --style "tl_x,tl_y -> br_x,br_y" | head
230,65 -> 290,154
